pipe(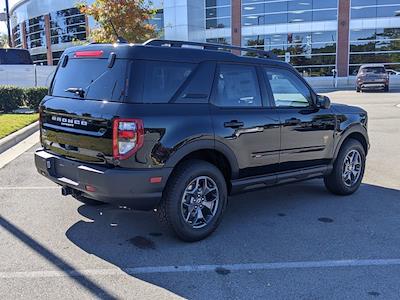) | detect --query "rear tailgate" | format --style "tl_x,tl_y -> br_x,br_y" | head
41,51 -> 129,164
41,96 -> 122,163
